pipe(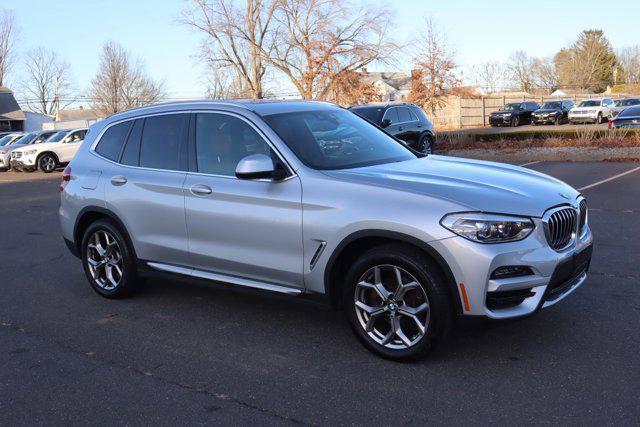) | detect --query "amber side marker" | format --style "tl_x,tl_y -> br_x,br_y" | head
459,283 -> 470,312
